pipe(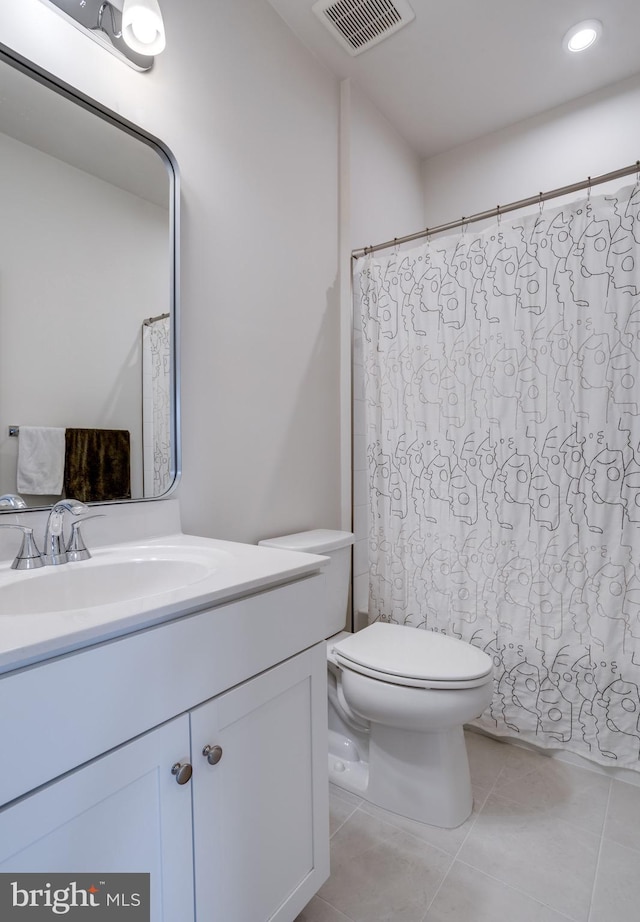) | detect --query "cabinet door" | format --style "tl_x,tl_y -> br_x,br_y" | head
191,643 -> 329,922
0,715 -> 194,922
